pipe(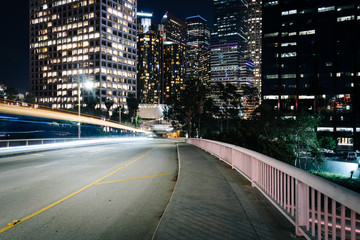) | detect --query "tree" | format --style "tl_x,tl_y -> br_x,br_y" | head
84,95 -> 99,116
164,78 -> 209,138
242,85 -> 260,114
250,103 -> 284,140
247,105 -> 325,168
24,93 -> 35,104
284,112 -> 324,170
105,98 -> 114,119
126,93 -> 139,124
5,87 -> 18,100
213,83 -> 242,132
319,137 -> 336,151
0,82 -> 5,98
110,106 -> 126,123
256,110 -> 325,169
